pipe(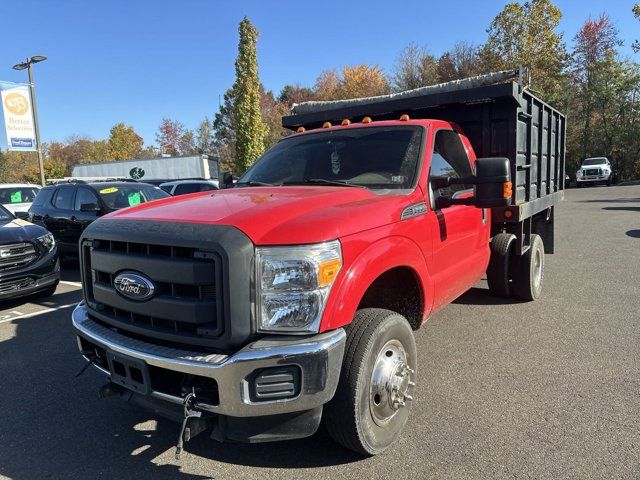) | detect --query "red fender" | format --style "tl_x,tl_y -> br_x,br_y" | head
320,235 -> 433,332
